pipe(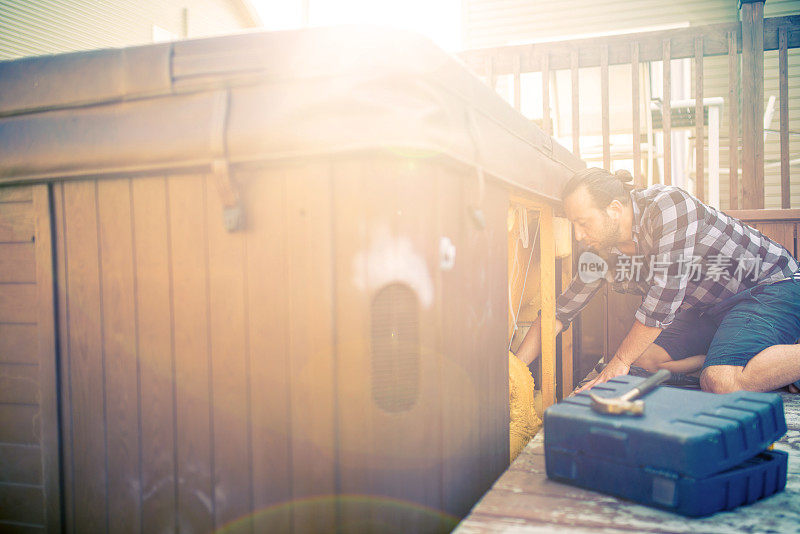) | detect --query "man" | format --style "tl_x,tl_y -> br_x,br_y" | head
514,167 -> 800,394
